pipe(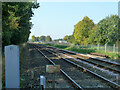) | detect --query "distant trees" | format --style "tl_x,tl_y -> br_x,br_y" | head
2,2 -> 39,47
64,15 -> 119,45
45,36 -> 52,42
64,35 -> 75,43
32,35 -> 36,42
31,35 -> 52,42
39,36 -> 46,41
